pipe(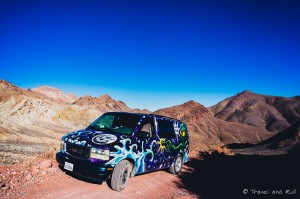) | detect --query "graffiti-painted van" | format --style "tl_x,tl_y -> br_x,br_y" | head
56,112 -> 189,191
